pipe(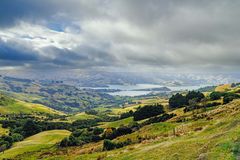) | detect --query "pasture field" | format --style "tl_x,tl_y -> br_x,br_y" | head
0,130 -> 71,159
